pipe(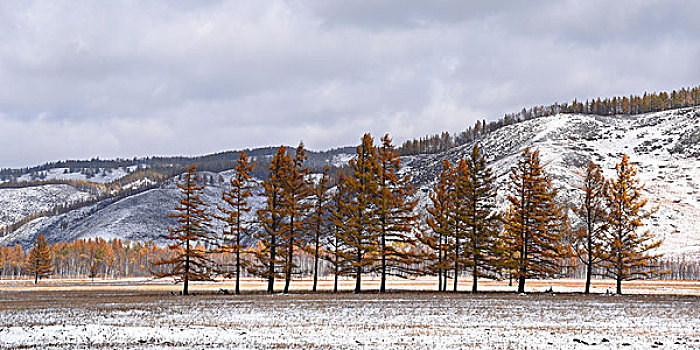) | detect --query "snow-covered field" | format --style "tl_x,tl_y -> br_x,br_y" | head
1,279 -> 699,349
